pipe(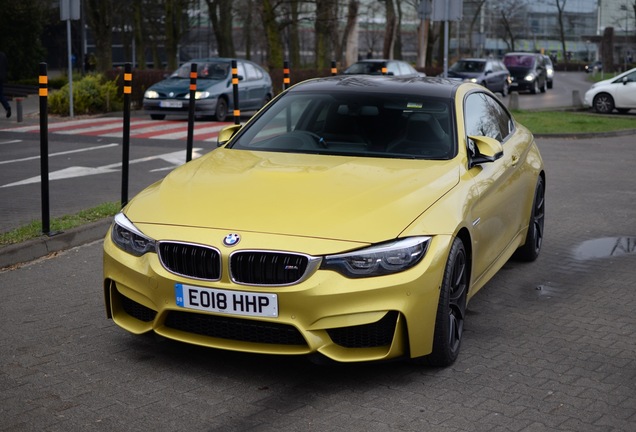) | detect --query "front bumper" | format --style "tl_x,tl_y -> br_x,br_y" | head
143,97 -> 219,117
103,225 -> 453,363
